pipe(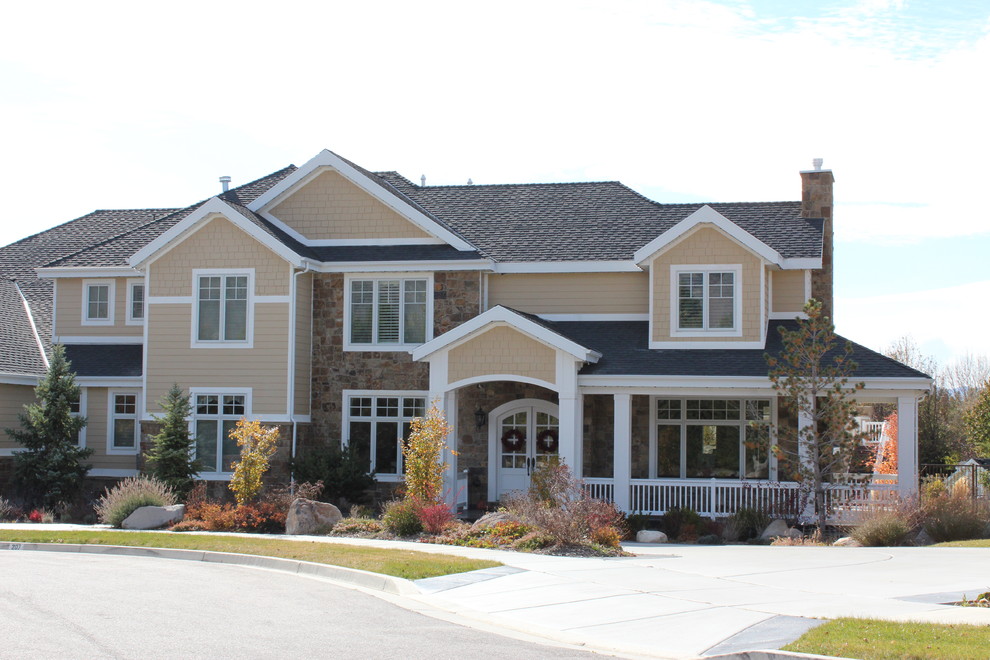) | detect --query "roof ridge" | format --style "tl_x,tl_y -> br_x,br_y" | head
419,180 -> 625,190
218,164 -> 297,203
1,208 -> 179,251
